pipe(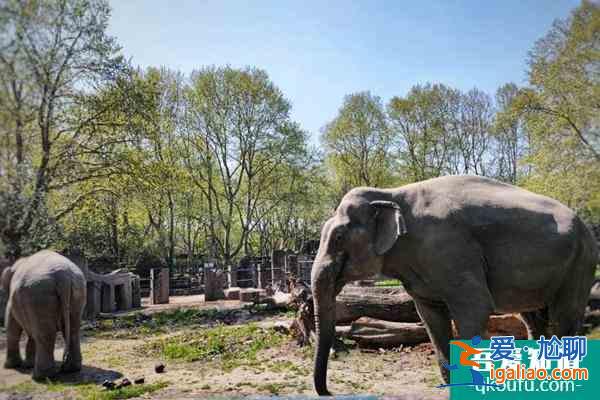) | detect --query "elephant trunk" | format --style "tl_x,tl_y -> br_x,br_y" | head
311,260 -> 340,396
